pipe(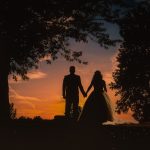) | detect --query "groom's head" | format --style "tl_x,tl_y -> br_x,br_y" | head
70,66 -> 75,74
